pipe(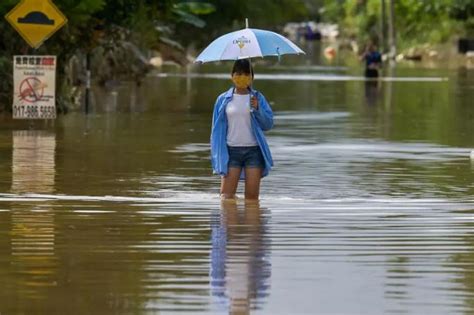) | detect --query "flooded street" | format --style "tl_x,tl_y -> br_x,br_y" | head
0,56 -> 473,314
